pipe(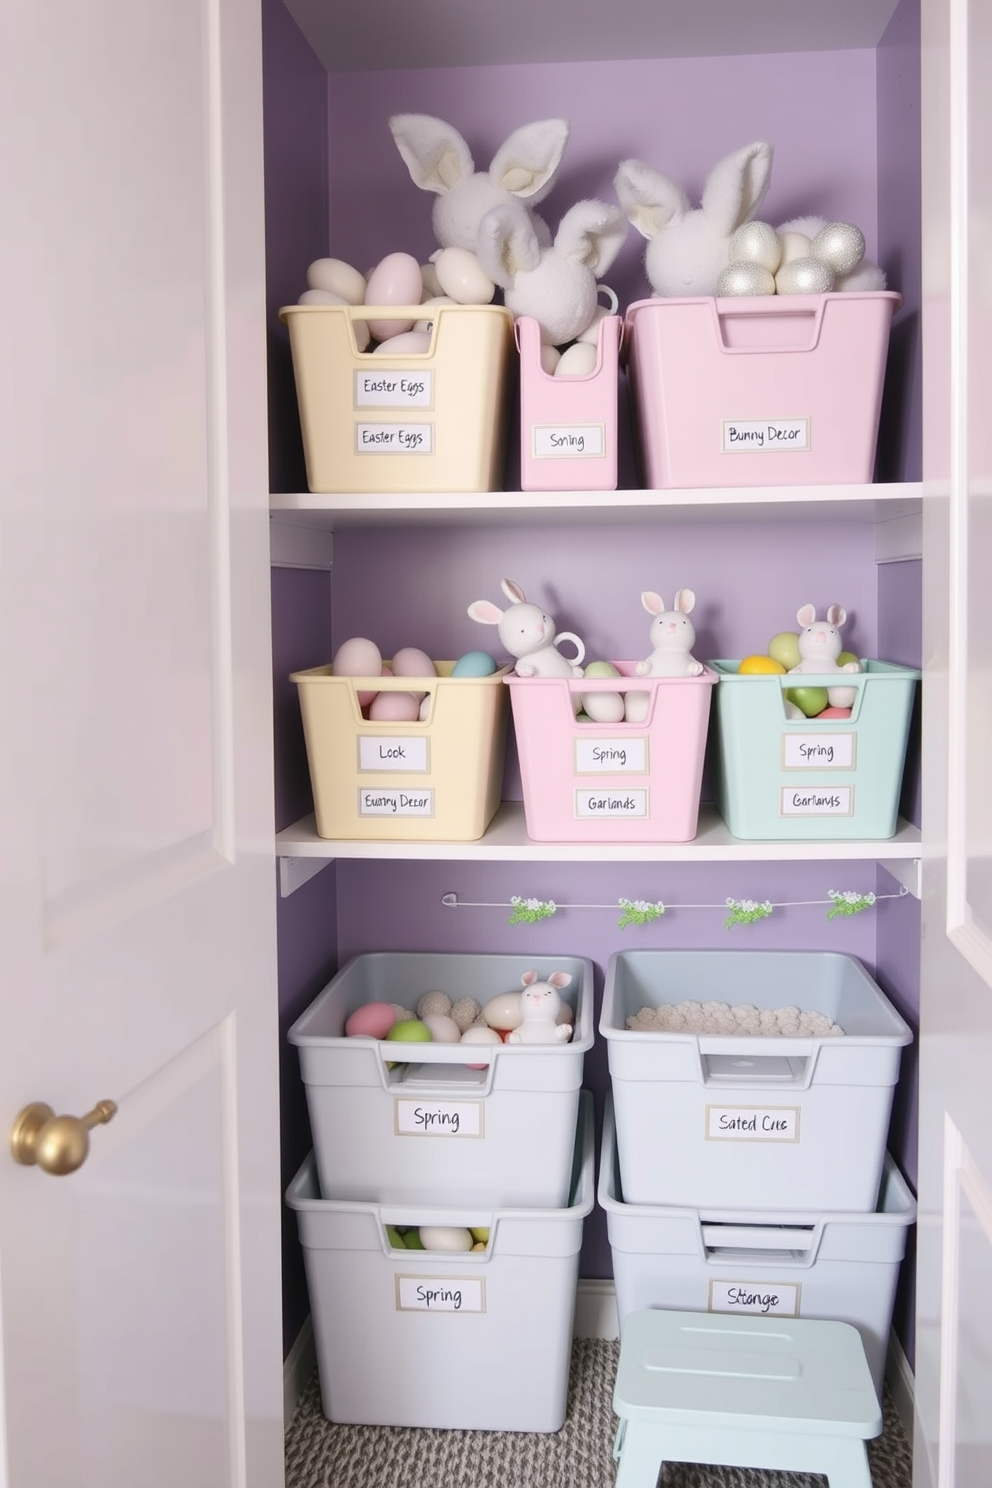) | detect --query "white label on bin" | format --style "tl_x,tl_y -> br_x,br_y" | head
394,1100 -> 484,1138
782,733 -> 855,769
722,418 -> 810,452
359,788 -> 434,817
708,1280 -> 801,1317
705,1105 -> 801,1142
780,785 -> 854,816
574,788 -> 648,818
396,1275 -> 485,1313
354,369 -> 434,408
532,424 -> 605,458
355,422 -> 434,454
359,736 -> 429,772
574,737 -> 648,774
